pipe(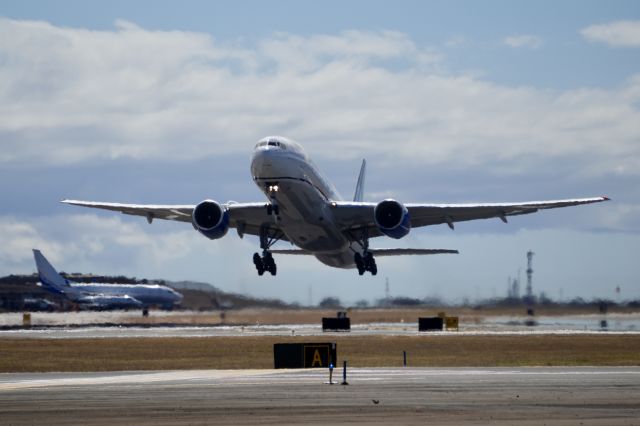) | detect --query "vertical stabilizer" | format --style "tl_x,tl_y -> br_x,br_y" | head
32,249 -> 70,294
353,159 -> 366,202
